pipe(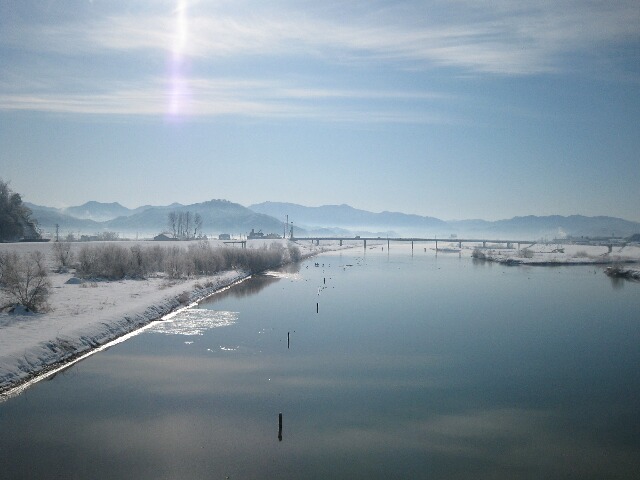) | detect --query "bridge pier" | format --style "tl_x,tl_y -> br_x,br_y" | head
411,241 -> 414,252
316,239 -> 319,246
364,239 -> 367,249
458,241 -> 462,248
483,241 -> 486,248
339,239 -> 343,246
608,244 -> 613,253
387,238 -> 390,250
